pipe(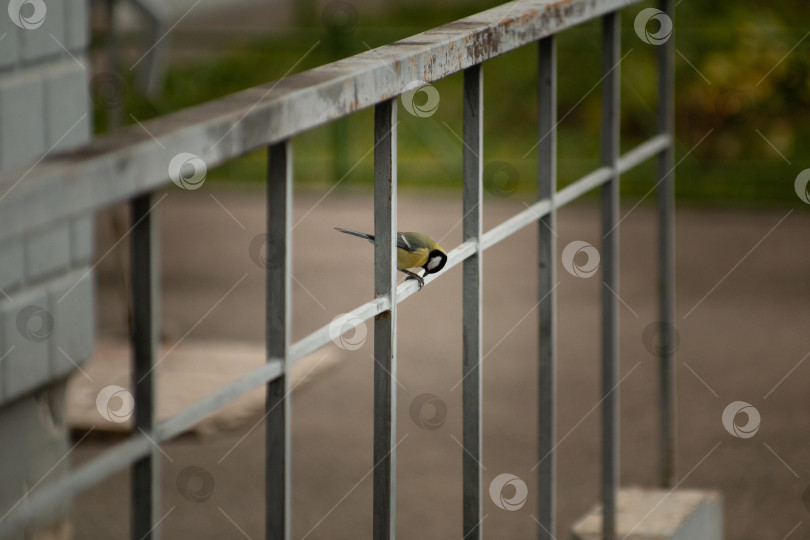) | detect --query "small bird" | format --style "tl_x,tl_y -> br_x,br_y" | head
334,228 -> 447,289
